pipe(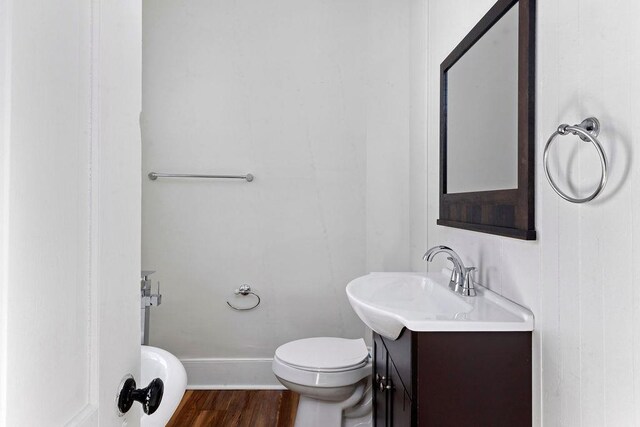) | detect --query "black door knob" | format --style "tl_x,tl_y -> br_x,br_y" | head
117,375 -> 164,415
